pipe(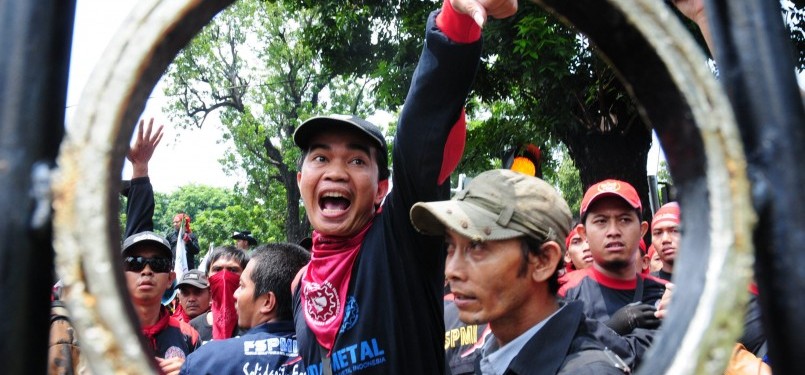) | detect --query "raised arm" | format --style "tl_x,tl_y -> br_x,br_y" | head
123,118 -> 164,237
392,0 -> 517,207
